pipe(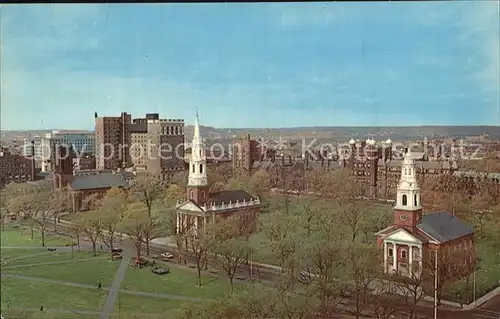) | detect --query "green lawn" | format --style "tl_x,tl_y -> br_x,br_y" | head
5,256 -> 121,287
111,294 -> 189,319
0,225 -> 72,247
121,261 -> 236,298
2,250 -> 104,267
0,277 -> 106,313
